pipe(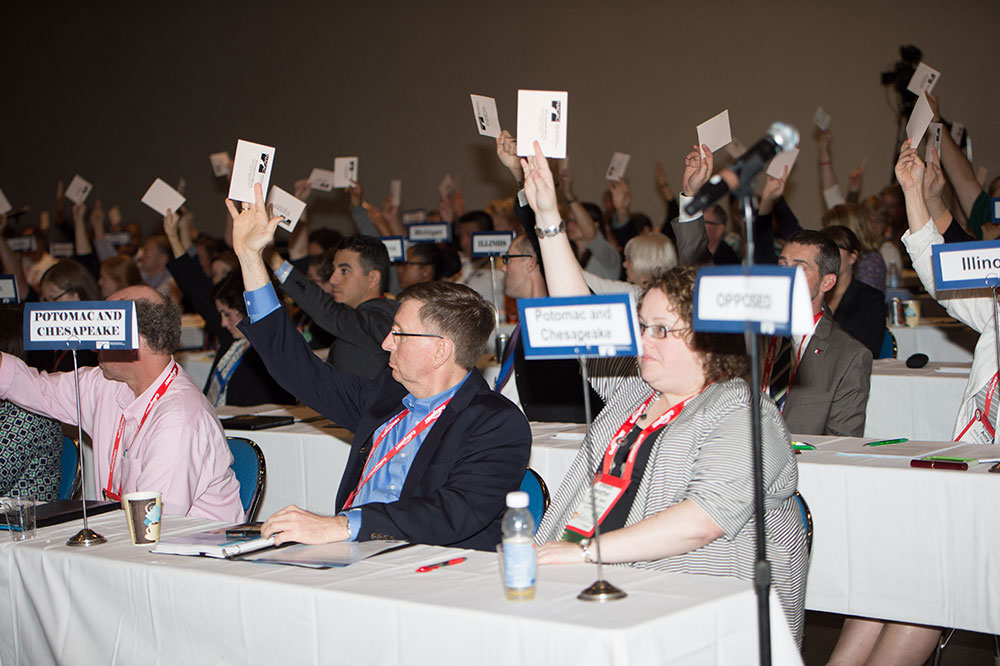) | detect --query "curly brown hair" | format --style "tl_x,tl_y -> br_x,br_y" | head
640,265 -> 749,382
